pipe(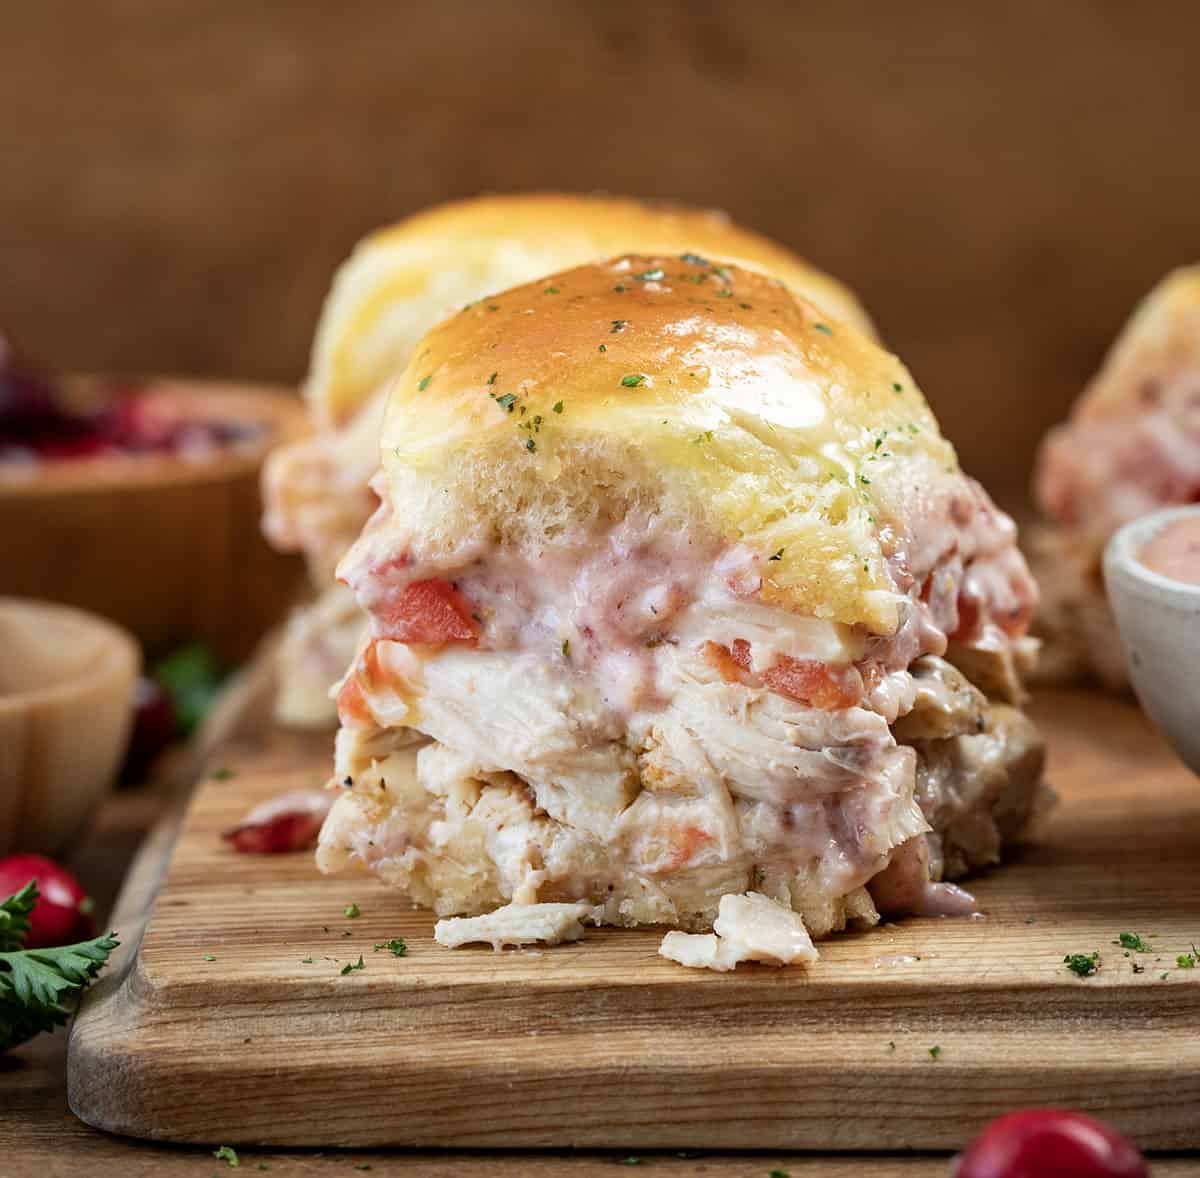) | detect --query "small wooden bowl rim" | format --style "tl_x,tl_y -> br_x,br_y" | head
0,598 -> 141,715
0,376 -> 310,499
